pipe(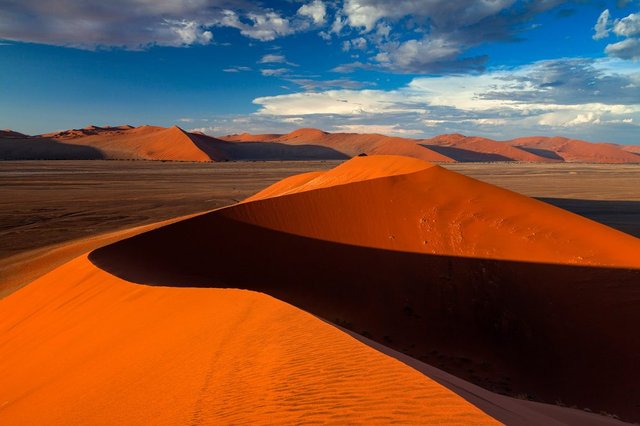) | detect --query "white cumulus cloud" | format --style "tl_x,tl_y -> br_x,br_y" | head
298,0 -> 327,25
